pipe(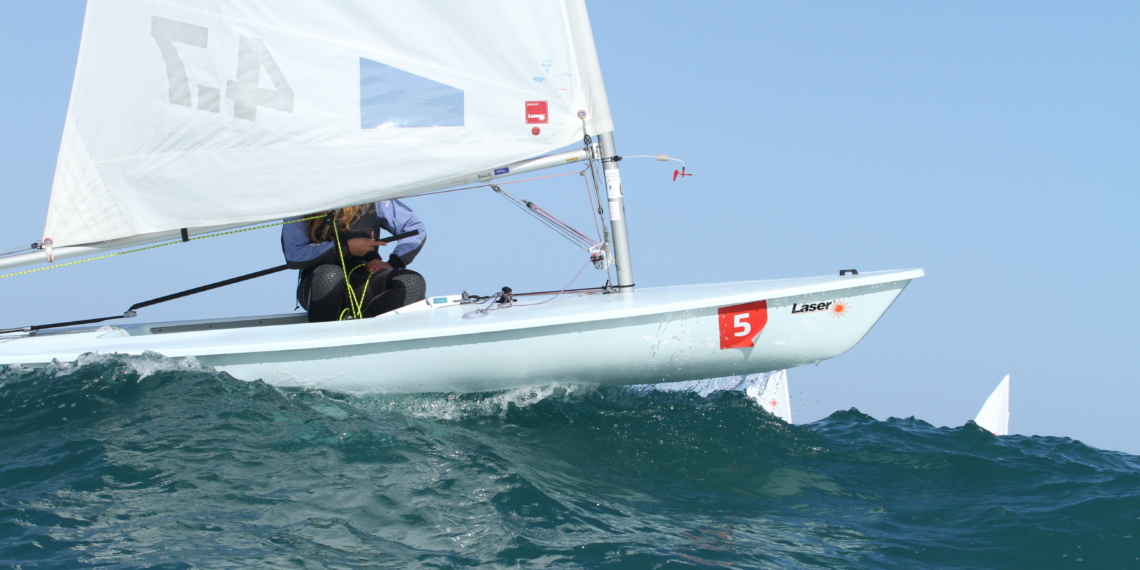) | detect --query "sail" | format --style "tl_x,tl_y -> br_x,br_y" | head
974,374 -> 1010,436
745,369 -> 792,423
44,0 -> 613,248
